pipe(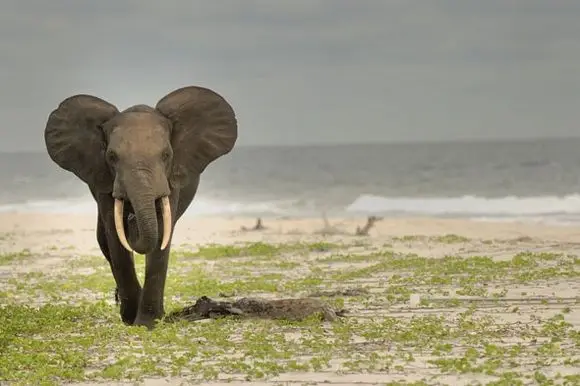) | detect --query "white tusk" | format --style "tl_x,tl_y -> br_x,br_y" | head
114,198 -> 134,253
160,196 -> 172,250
